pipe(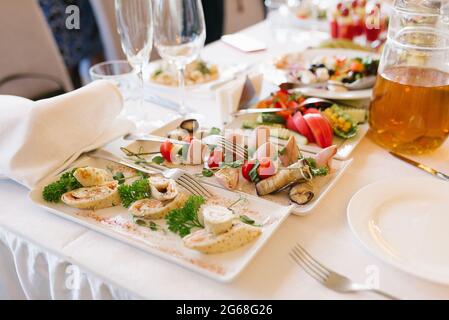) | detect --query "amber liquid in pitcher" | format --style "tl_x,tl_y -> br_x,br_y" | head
369,66 -> 449,154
